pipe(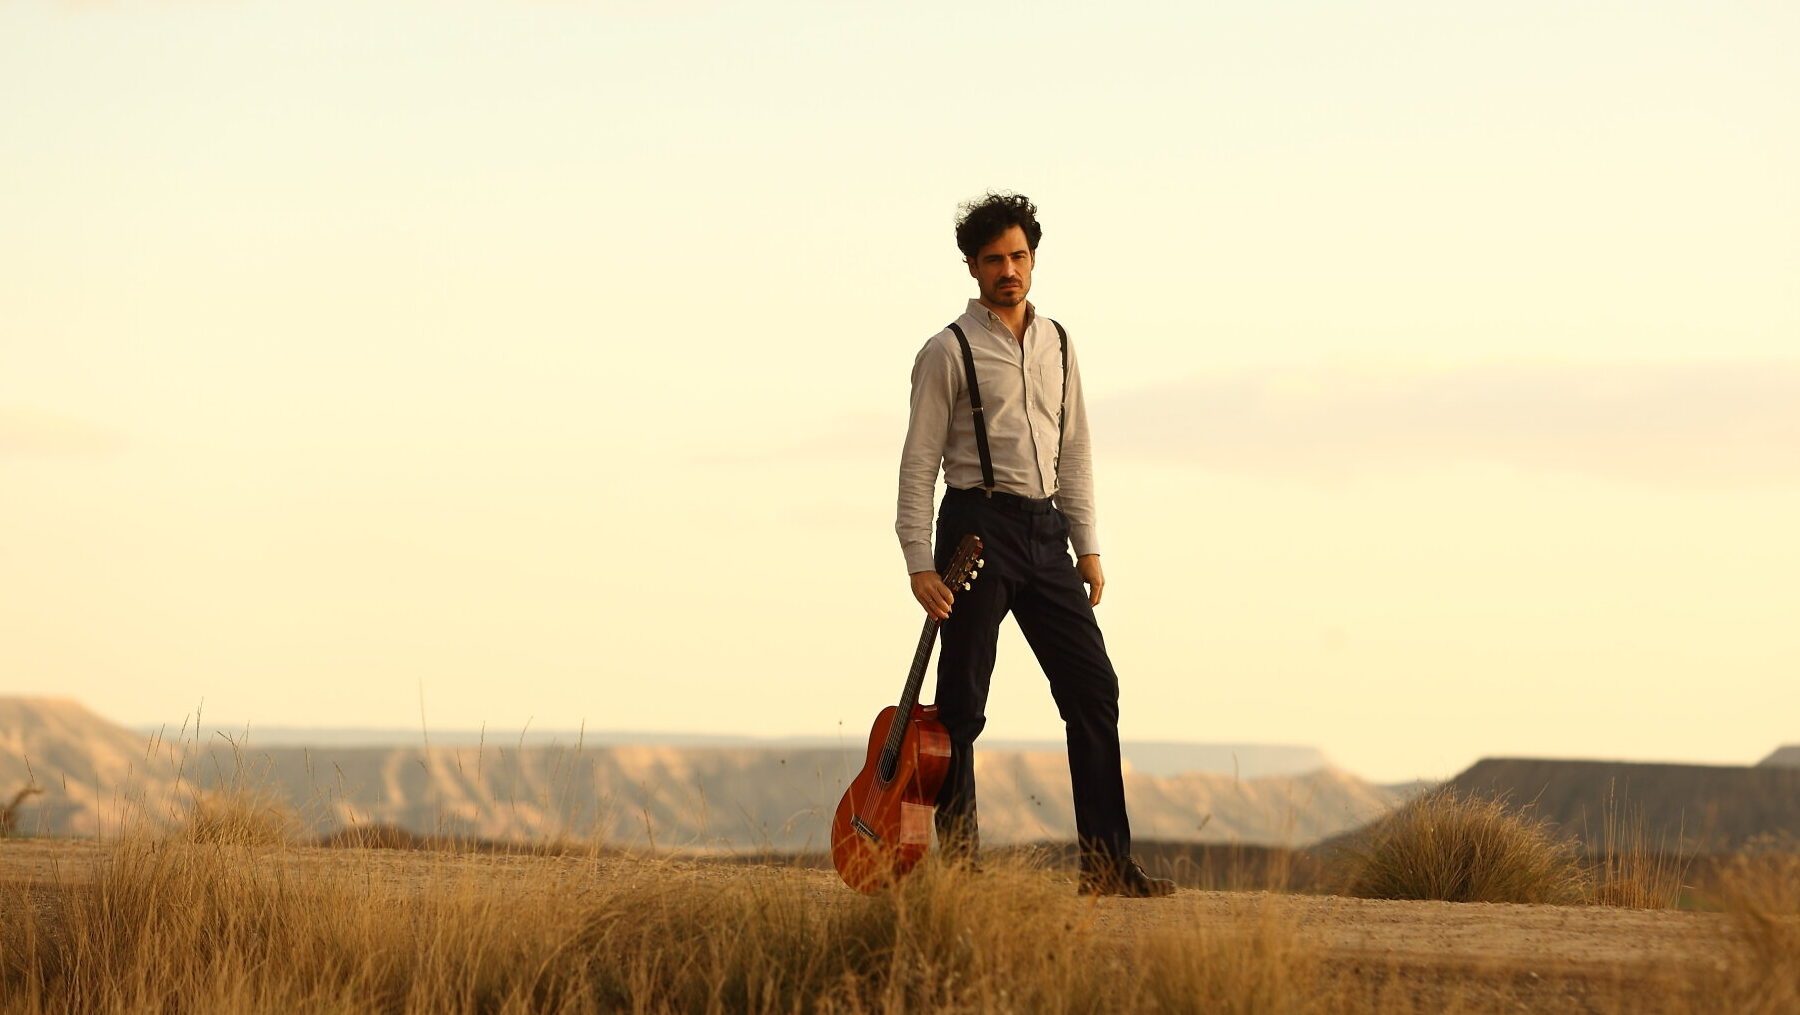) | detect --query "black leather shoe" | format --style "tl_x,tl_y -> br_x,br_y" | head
1077,858 -> 1177,898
